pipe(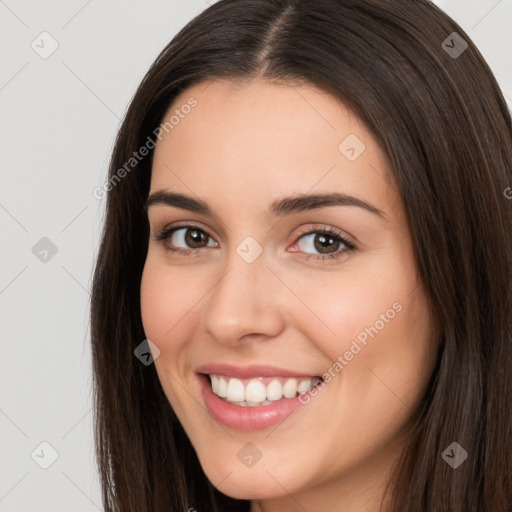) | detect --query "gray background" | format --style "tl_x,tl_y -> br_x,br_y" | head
1,1 -> 510,510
